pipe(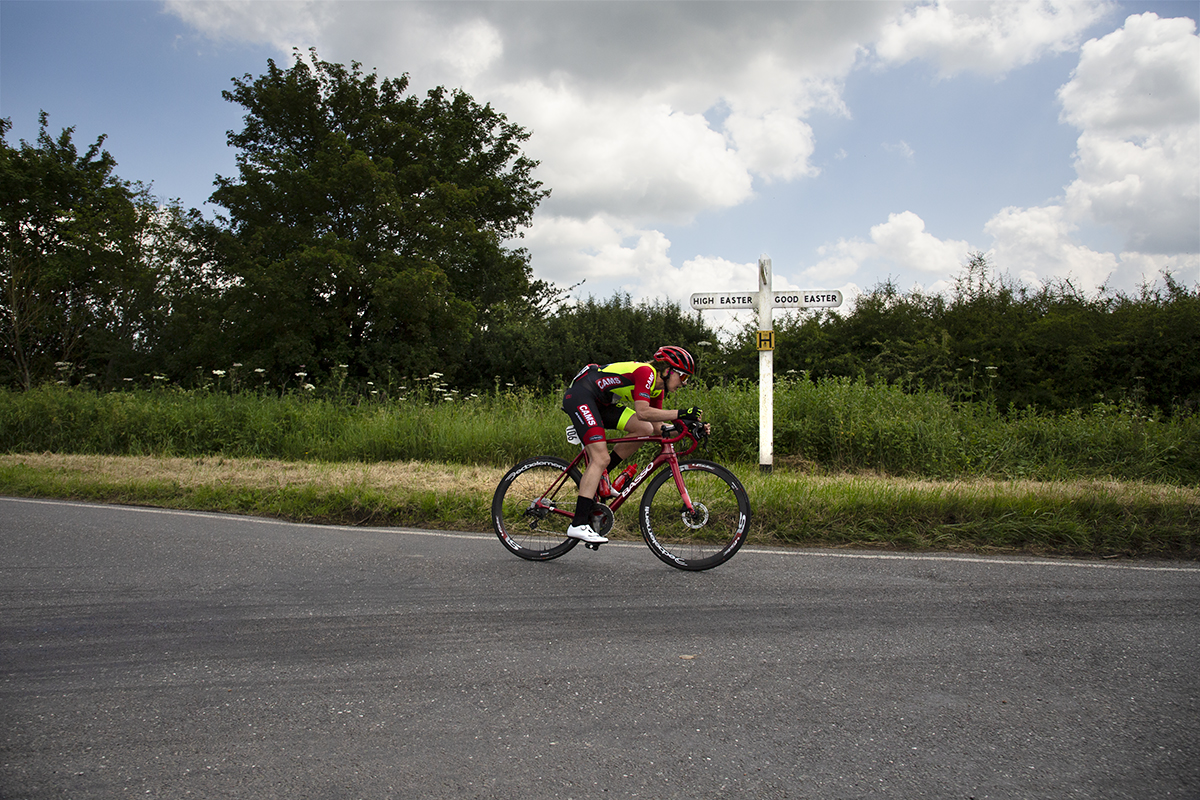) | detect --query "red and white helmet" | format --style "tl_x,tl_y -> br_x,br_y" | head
653,345 -> 696,375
